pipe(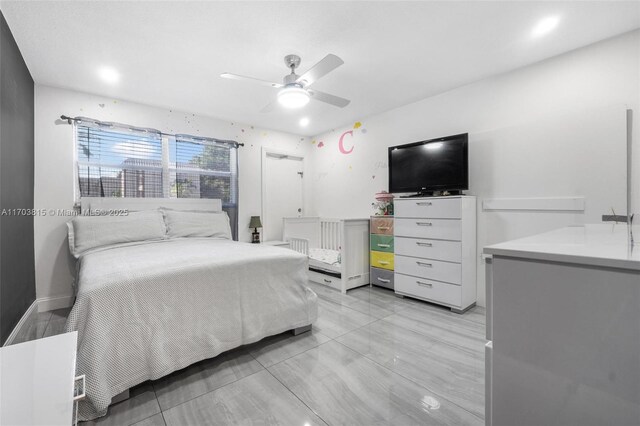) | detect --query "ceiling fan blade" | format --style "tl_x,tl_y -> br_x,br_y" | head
220,73 -> 283,89
308,89 -> 350,108
296,54 -> 344,87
